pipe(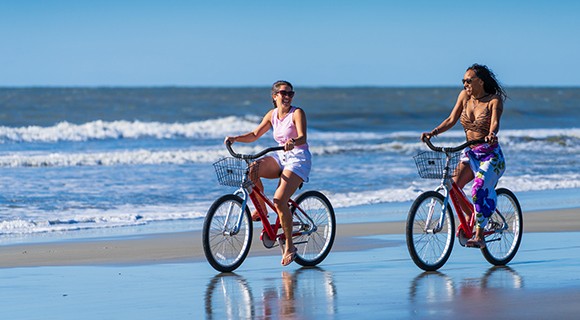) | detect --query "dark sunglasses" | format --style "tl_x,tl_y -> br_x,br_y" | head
277,90 -> 295,98
462,77 -> 476,85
